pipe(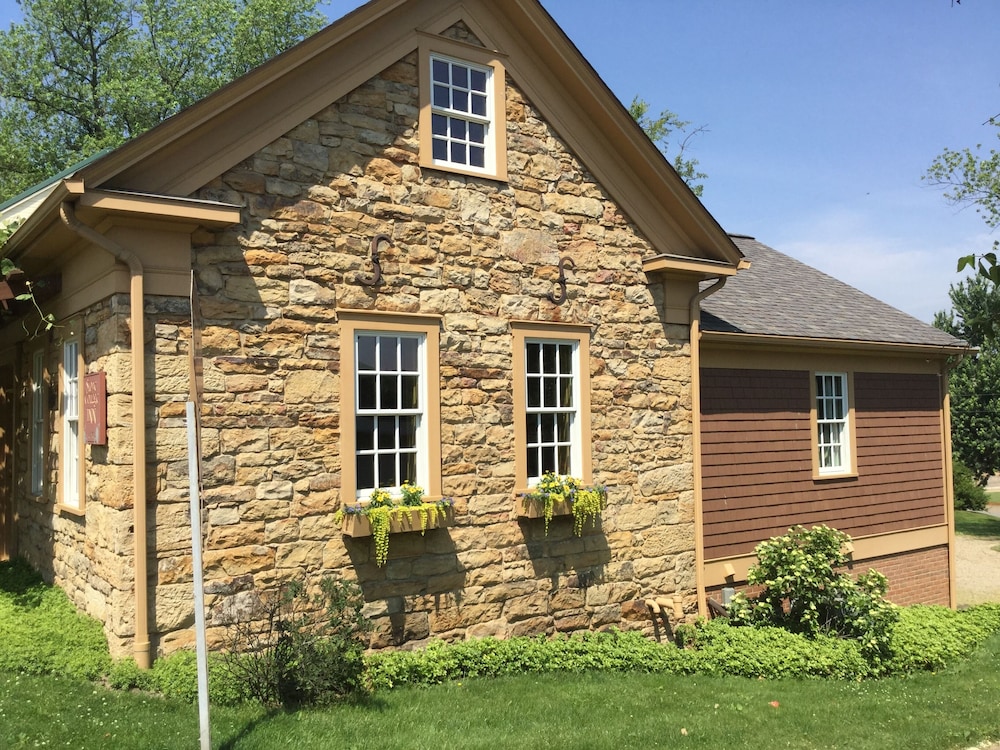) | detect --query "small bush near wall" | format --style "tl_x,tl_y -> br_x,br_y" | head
221,575 -> 371,707
727,525 -> 899,670
954,457 -> 989,511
